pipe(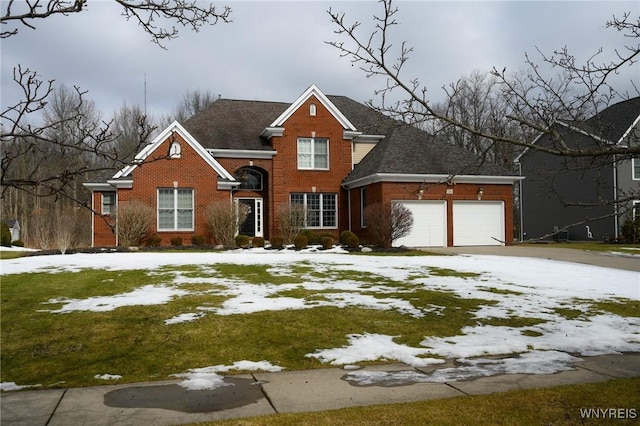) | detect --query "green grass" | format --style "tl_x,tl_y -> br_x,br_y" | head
193,378 -> 640,426
522,242 -> 639,253
0,250 -> 25,259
